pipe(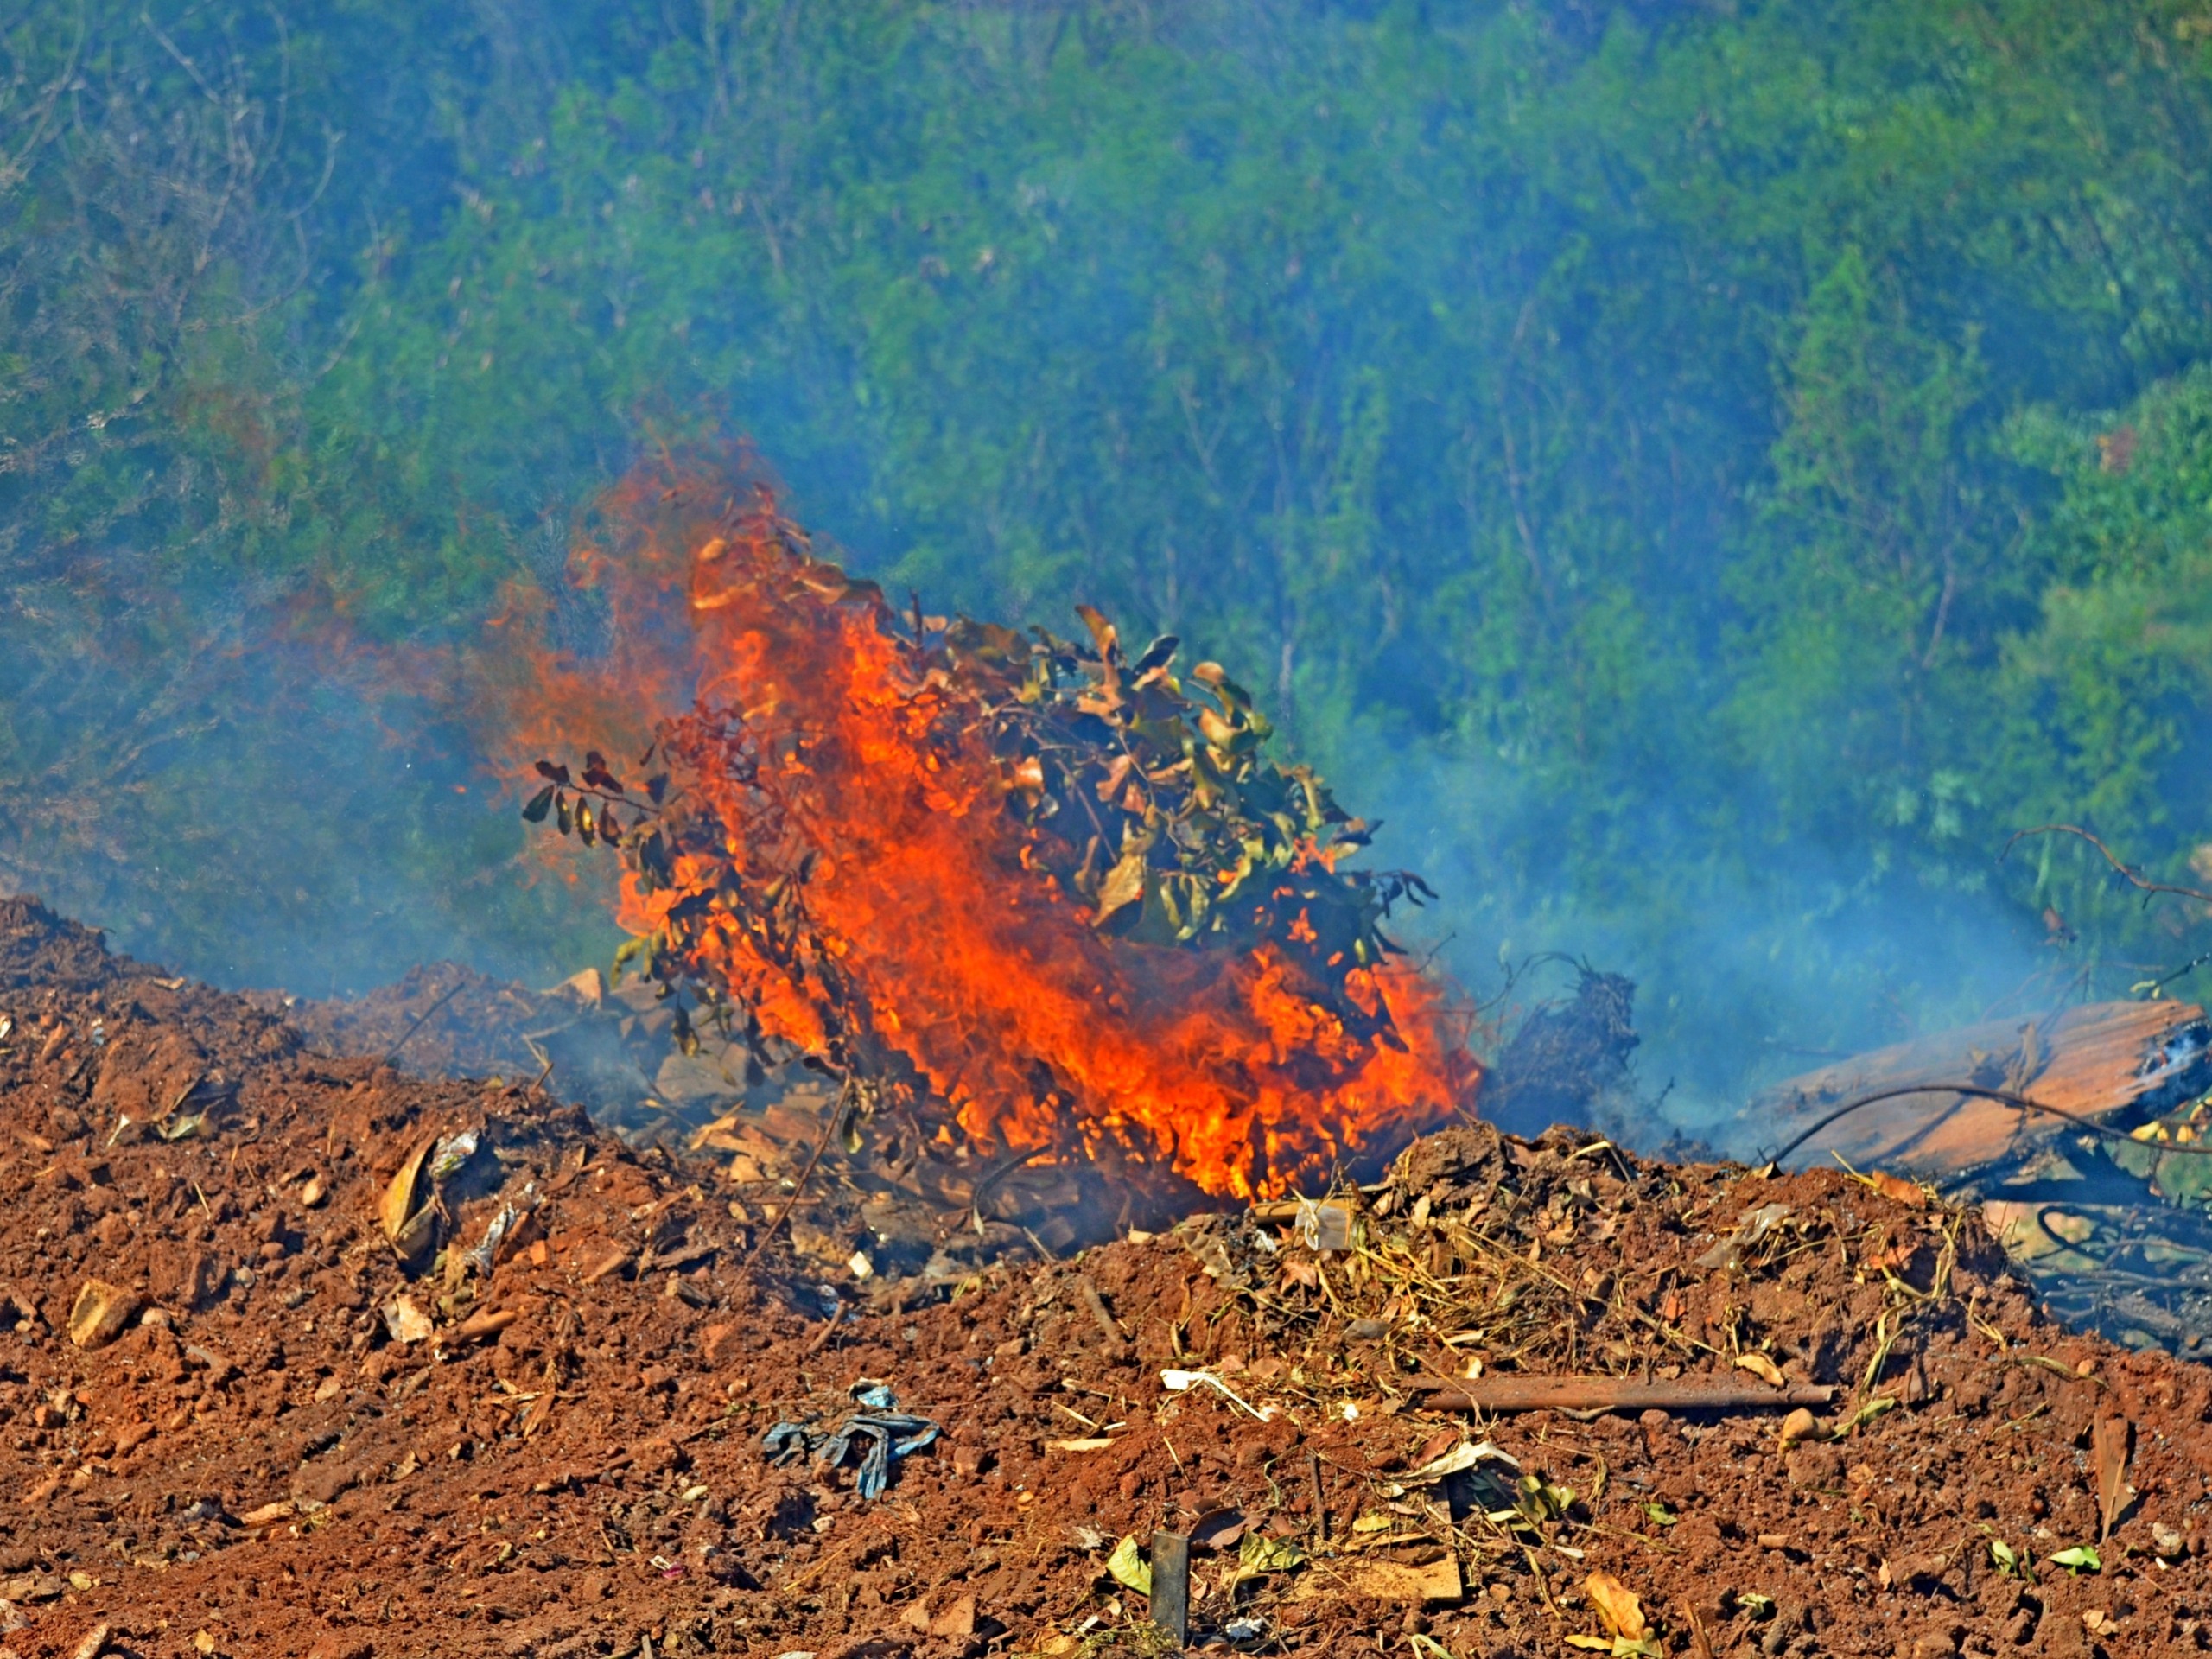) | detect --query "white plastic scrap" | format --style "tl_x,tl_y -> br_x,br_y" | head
1160,1368 -> 1280,1421
381,1294 -> 434,1345
461,1182 -> 536,1278
1294,1198 -> 1354,1253
1387,1439 -> 1518,1495
1693,1200 -> 1794,1270
428,1128 -> 480,1182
